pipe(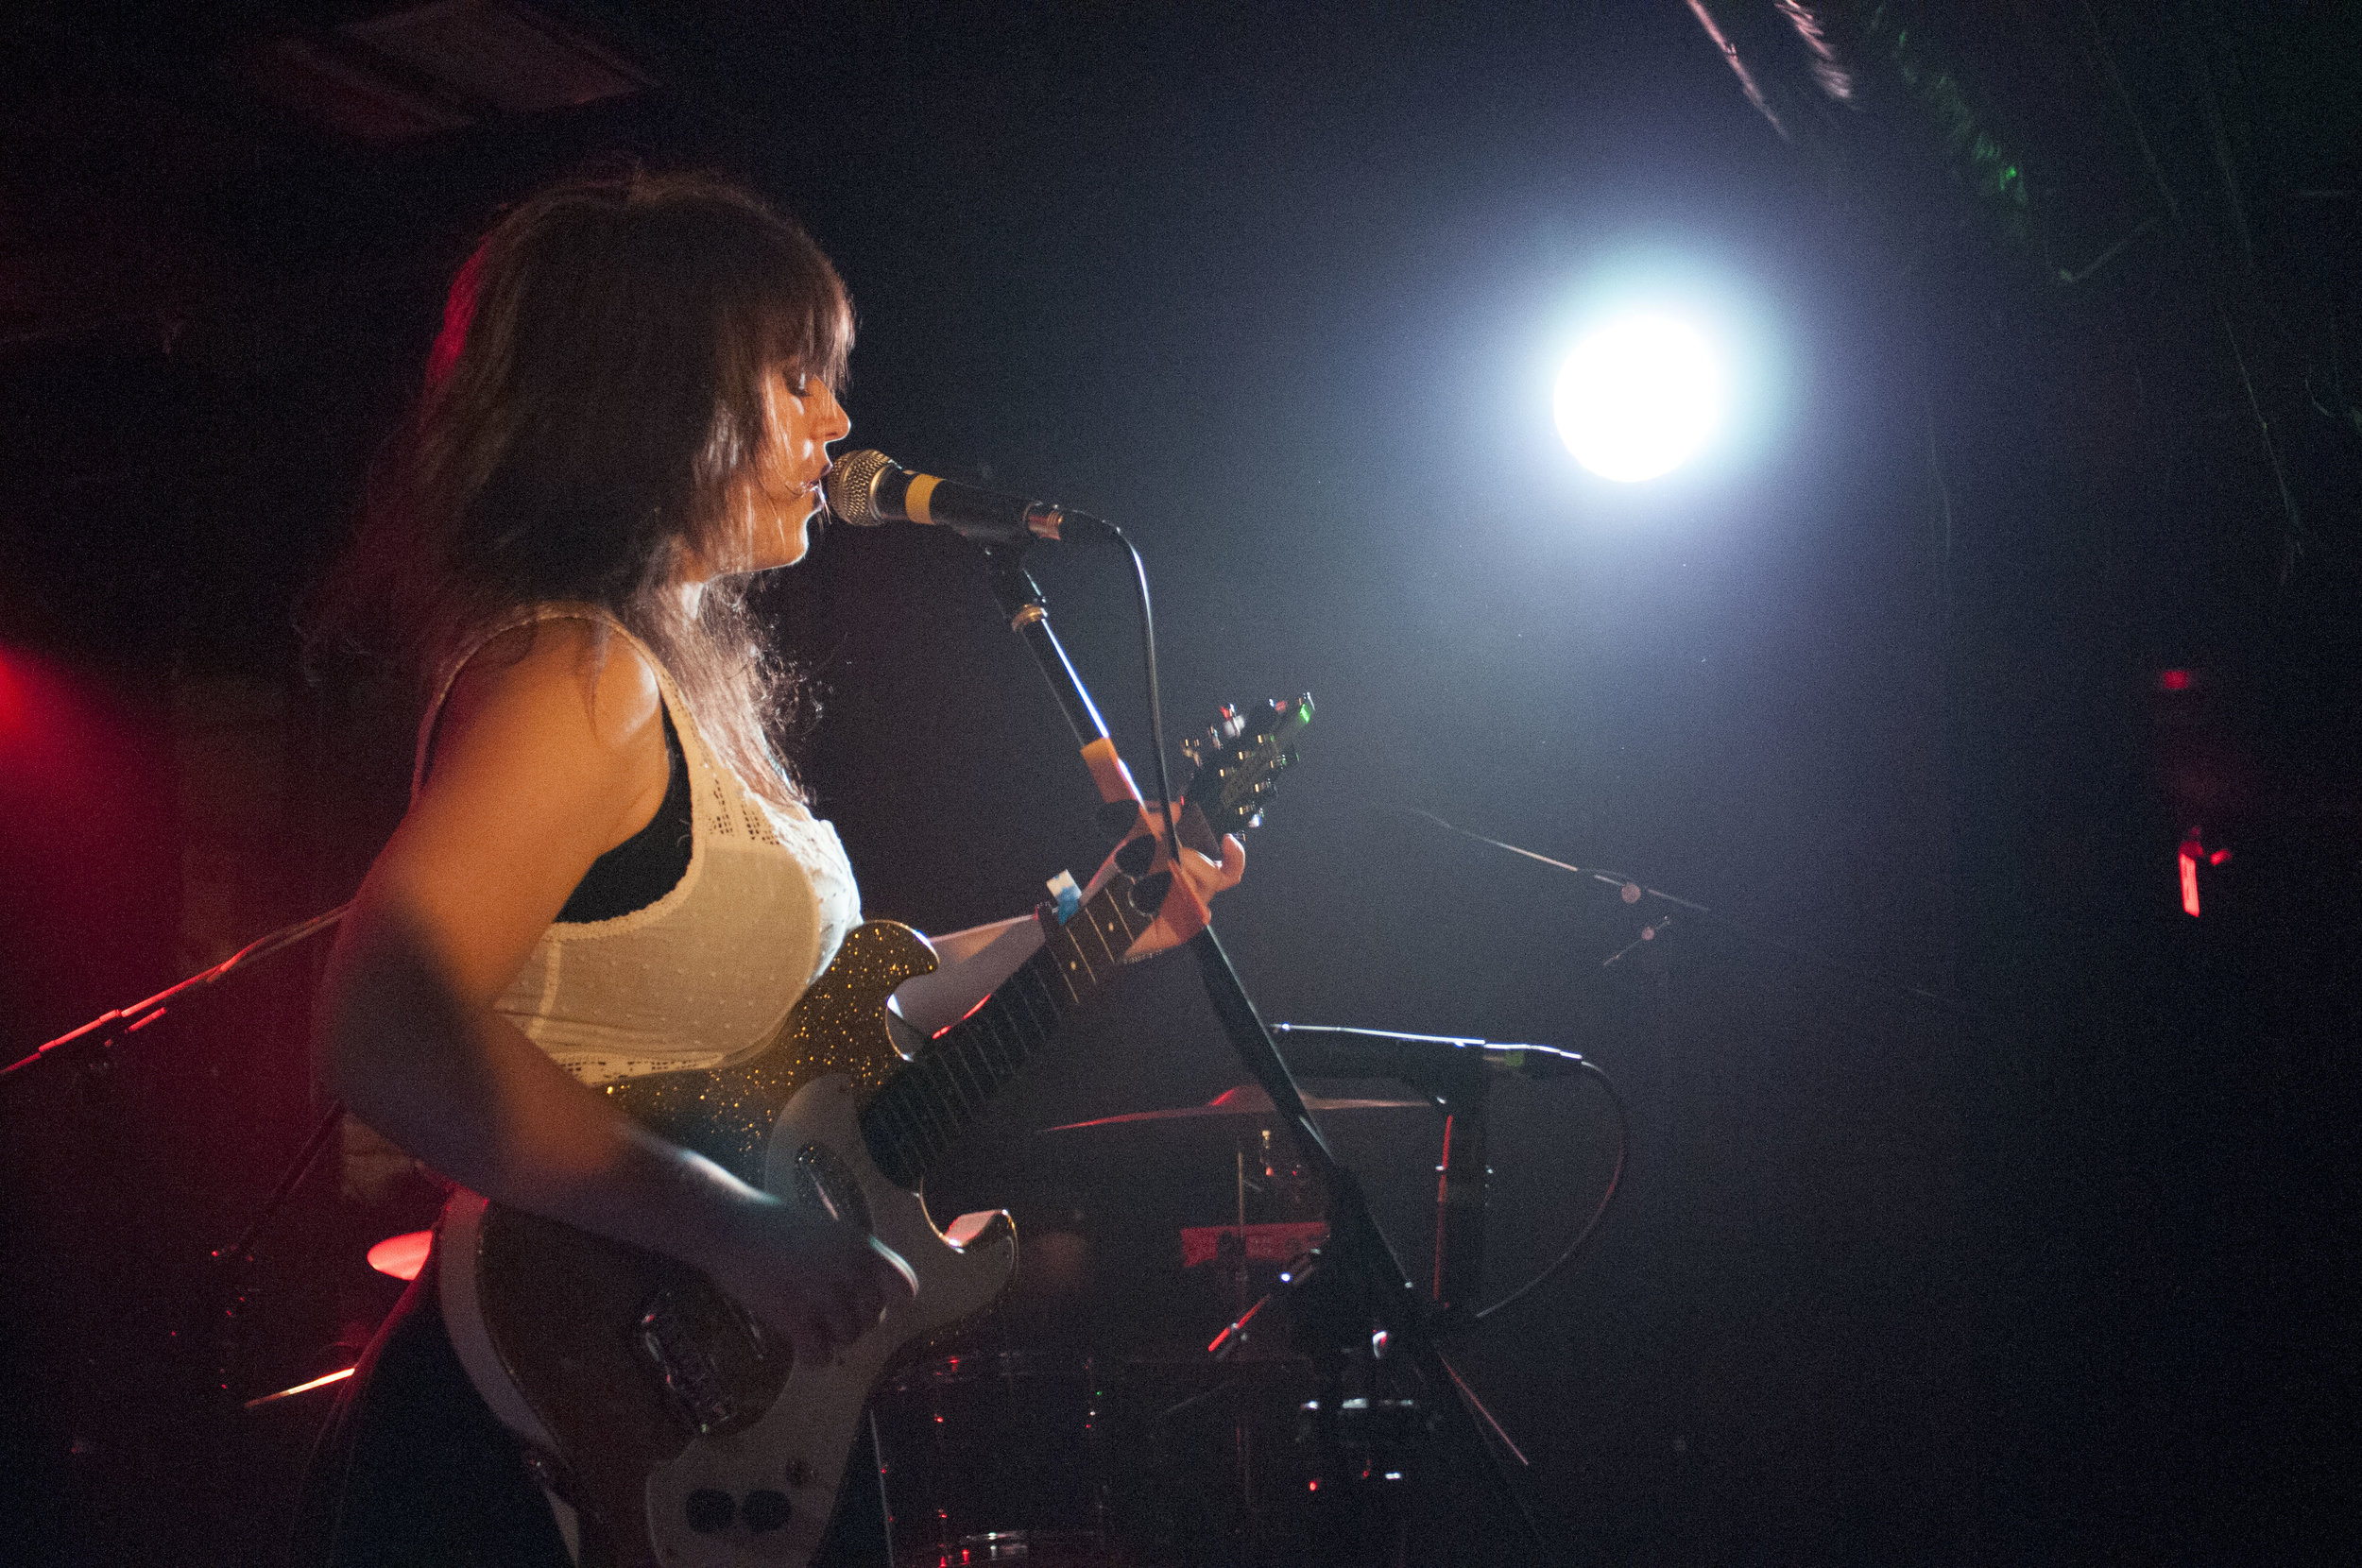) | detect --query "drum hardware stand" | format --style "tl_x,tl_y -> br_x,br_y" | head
974,539 -> 1558,1564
